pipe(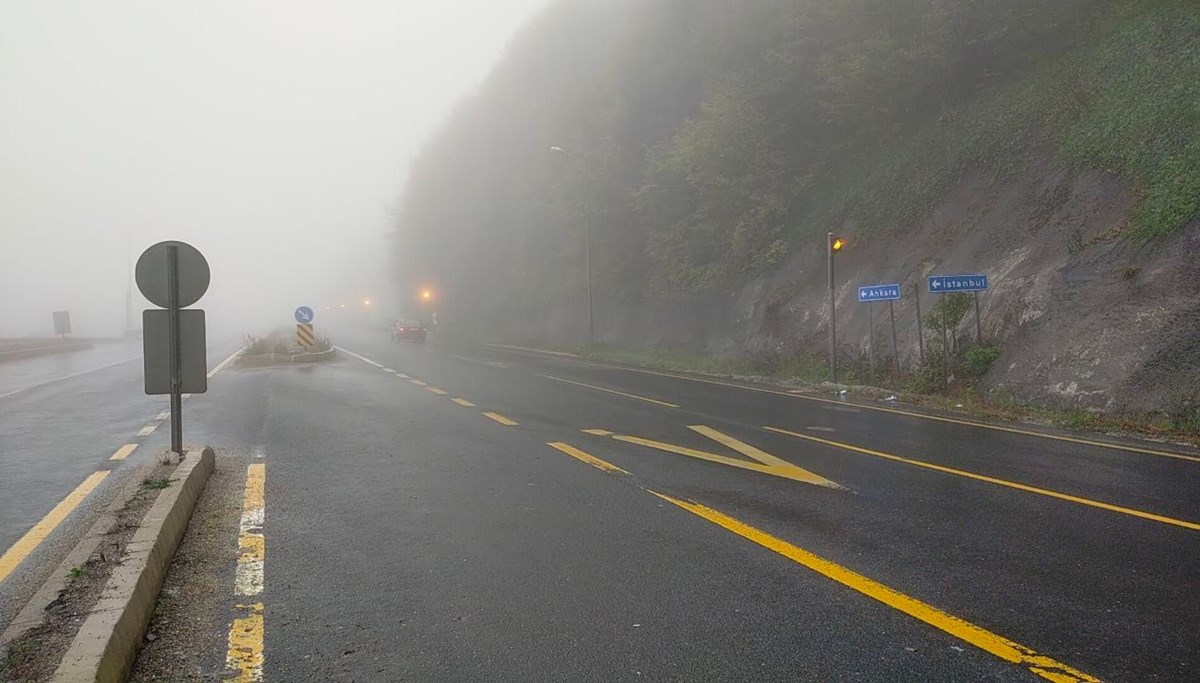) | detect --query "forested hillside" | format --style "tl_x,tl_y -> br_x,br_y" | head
394,0 -> 1200,413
